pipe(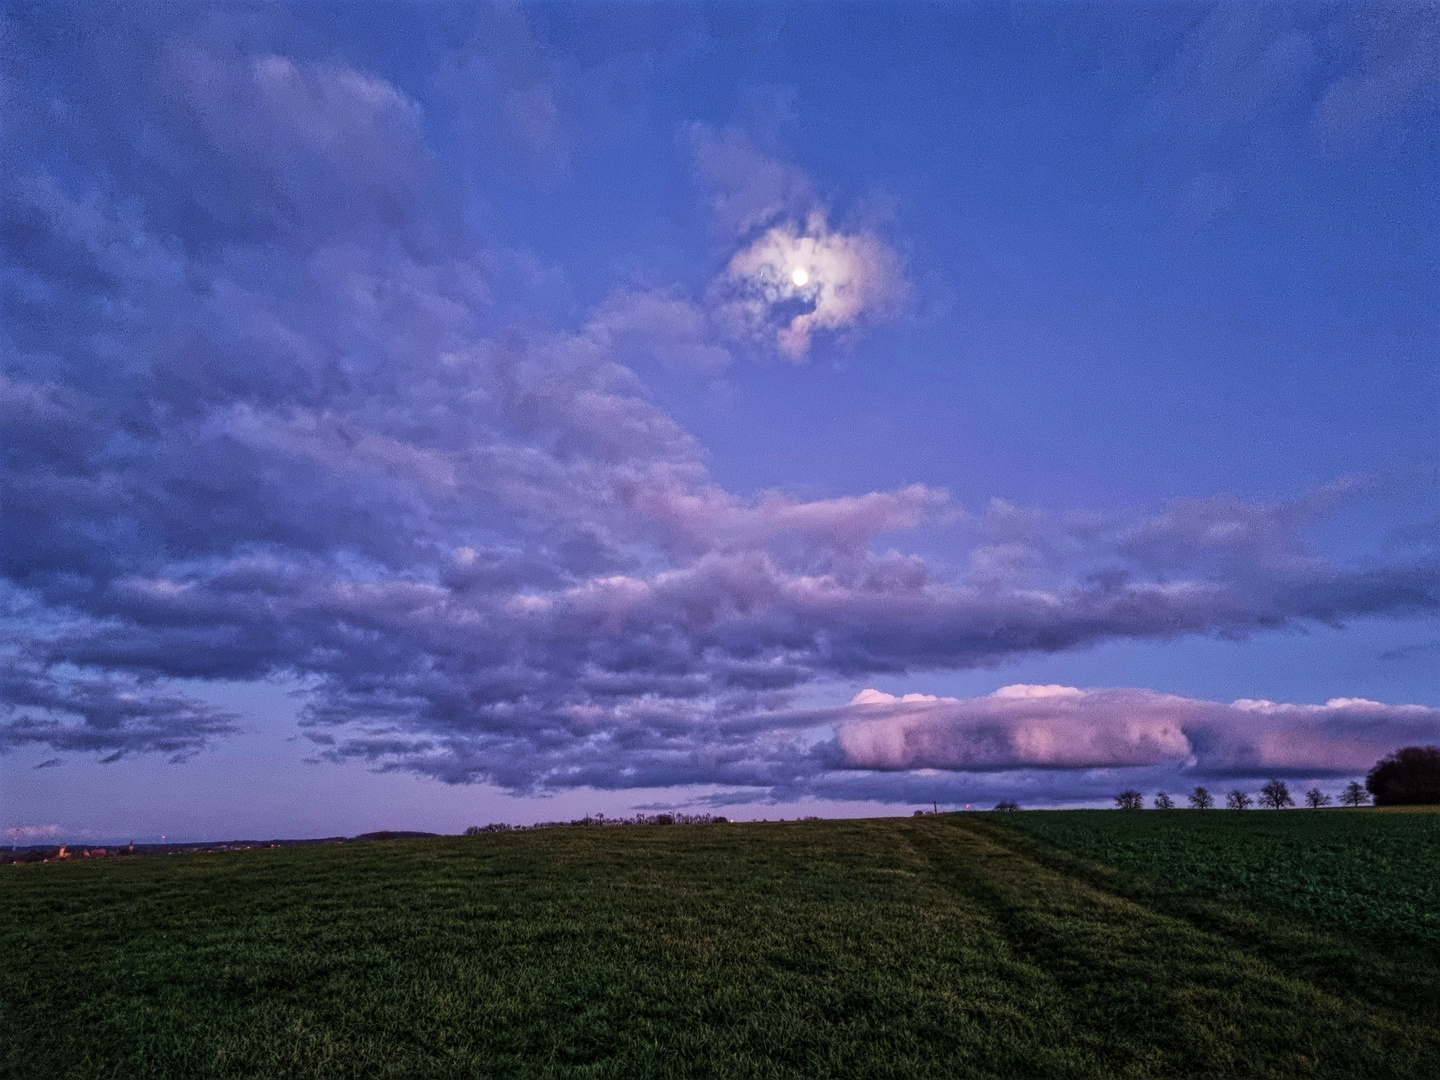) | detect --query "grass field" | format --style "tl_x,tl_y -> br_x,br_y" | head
3,811 -> 1438,1079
